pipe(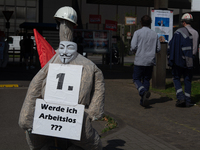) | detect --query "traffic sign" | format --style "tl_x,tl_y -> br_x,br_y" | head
2,11 -> 13,22
127,32 -> 131,39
